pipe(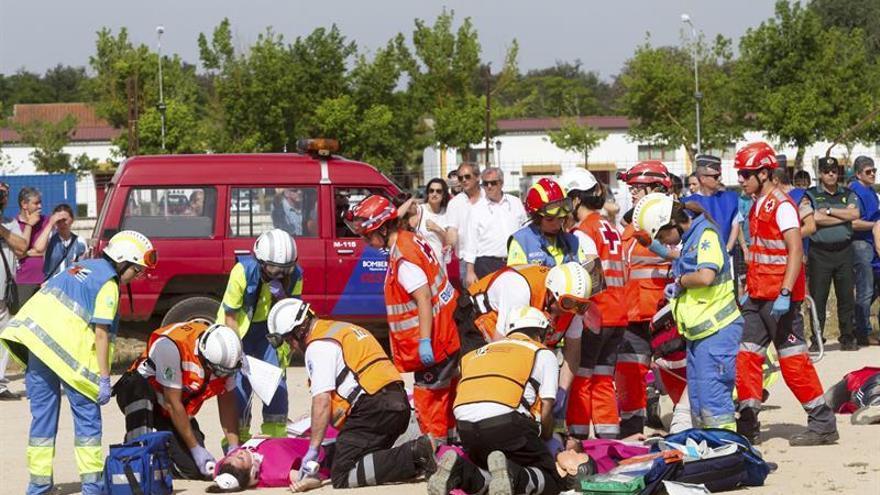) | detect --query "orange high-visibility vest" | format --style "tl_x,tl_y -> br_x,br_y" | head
622,223 -> 672,322
454,333 -> 547,418
574,212 -> 627,326
307,320 -> 402,428
467,264 -> 572,346
132,321 -> 230,417
385,230 -> 460,372
747,188 -> 806,302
